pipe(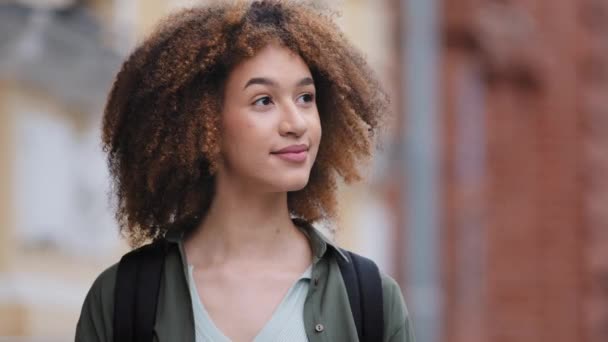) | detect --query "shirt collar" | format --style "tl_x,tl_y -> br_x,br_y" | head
292,218 -> 349,263
164,218 -> 349,264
